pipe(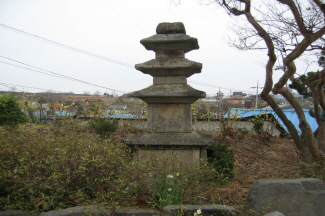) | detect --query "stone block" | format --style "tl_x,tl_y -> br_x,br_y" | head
148,104 -> 191,133
247,178 -> 325,216
39,206 -> 110,216
163,204 -> 236,216
115,207 -> 160,216
153,76 -> 187,85
263,211 -> 285,216
134,149 -> 201,167
0,210 -> 39,216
